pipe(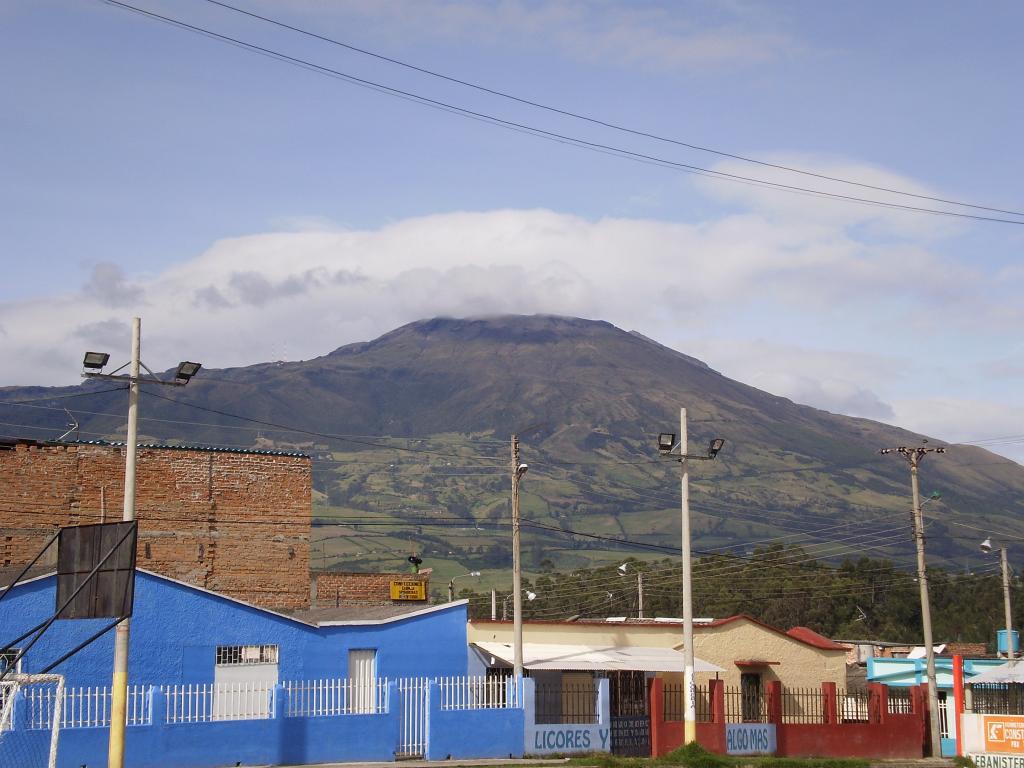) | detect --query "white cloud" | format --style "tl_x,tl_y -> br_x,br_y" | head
262,0 -> 793,72
889,398 -> 1024,465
